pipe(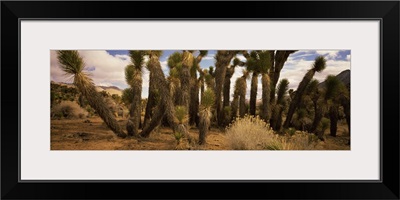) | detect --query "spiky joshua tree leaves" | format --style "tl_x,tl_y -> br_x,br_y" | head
283,56 -> 327,129
199,89 -> 215,145
56,50 -> 126,138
